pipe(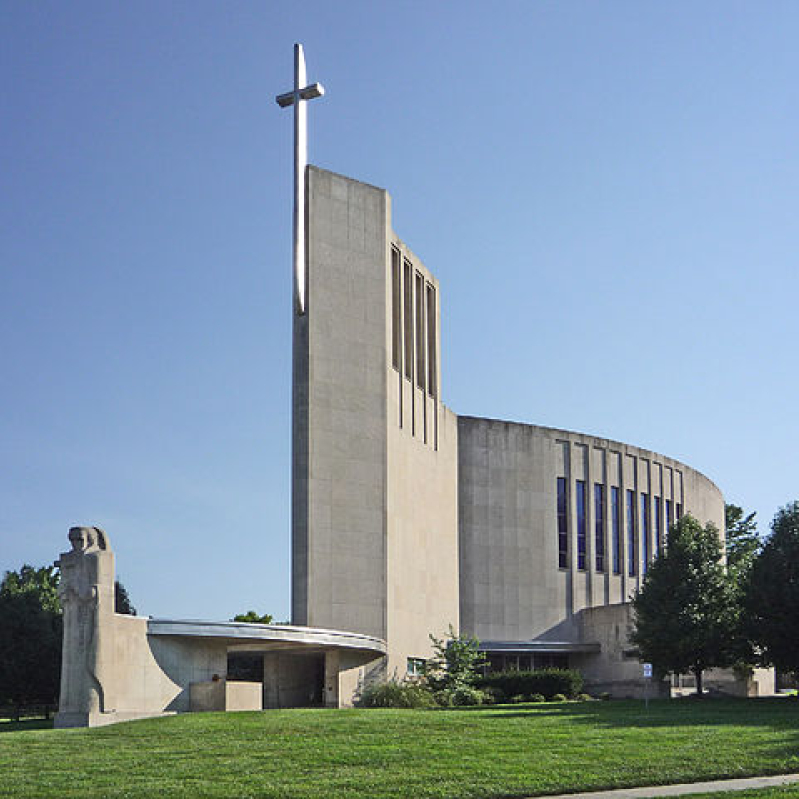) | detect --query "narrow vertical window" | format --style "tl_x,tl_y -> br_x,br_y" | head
557,477 -> 568,568
403,260 -> 413,381
676,503 -> 682,521
665,499 -> 672,536
641,494 -> 649,572
595,484 -> 605,572
391,247 -> 401,371
627,489 -> 637,576
654,496 -> 662,555
415,273 -> 425,390
576,480 -> 587,570
426,284 -> 436,397
611,487 -> 621,575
